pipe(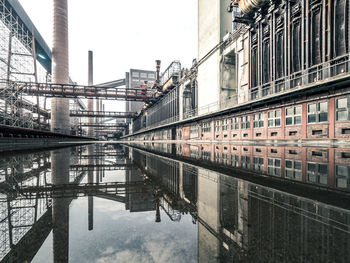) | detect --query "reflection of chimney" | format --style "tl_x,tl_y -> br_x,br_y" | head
51,148 -> 70,263
155,60 -> 161,85
155,199 -> 161,223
